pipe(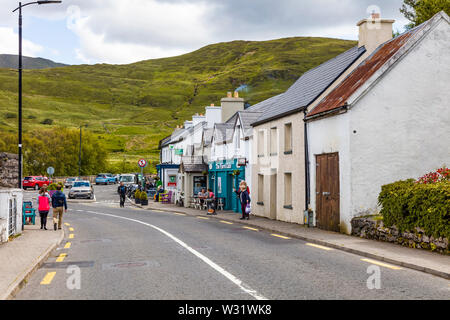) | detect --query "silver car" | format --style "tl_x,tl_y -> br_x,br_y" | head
69,181 -> 94,199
